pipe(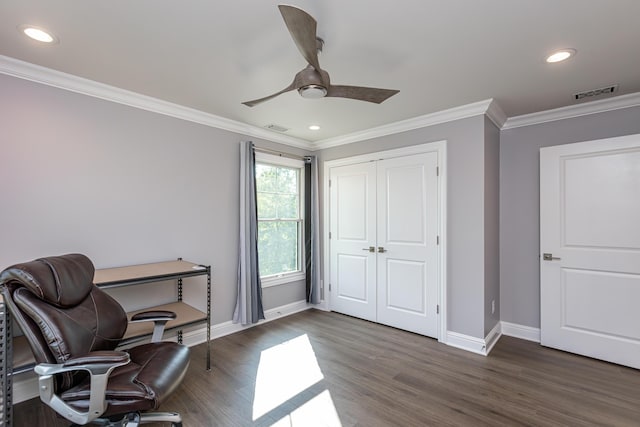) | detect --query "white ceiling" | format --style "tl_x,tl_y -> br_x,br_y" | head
2,0 -> 640,144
